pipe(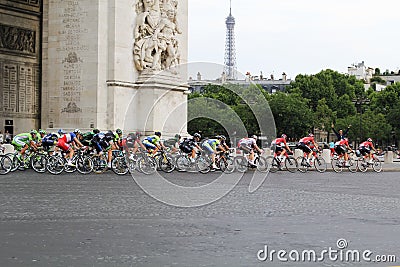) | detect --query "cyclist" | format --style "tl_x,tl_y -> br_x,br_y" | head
334,137 -> 353,167
179,133 -> 202,162
41,132 -> 60,152
358,138 -> 377,164
57,129 -> 84,166
81,128 -> 100,148
165,134 -> 182,153
142,131 -> 166,154
113,128 -> 123,150
237,135 -> 263,167
122,132 -> 146,159
297,133 -> 319,166
218,135 -> 230,151
11,130 -> 38,157
202,136 -> 226,169
271,134 -> 292,161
